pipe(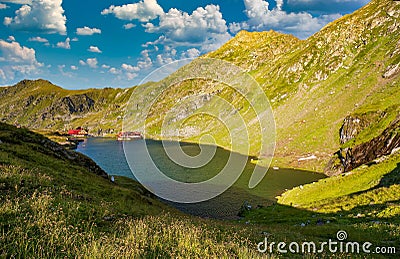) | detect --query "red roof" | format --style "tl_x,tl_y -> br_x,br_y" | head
68,129 -> 86,135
